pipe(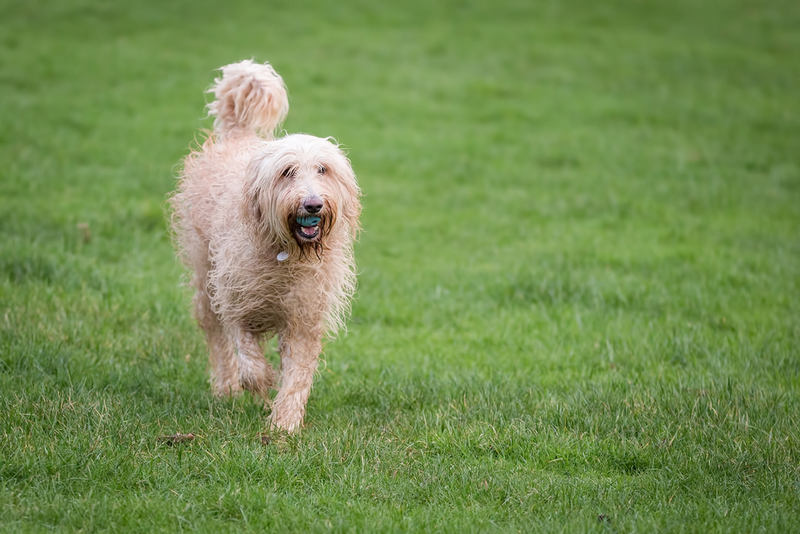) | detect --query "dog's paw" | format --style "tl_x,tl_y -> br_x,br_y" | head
212,380 -> 244,397
269,412 -> 304,434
